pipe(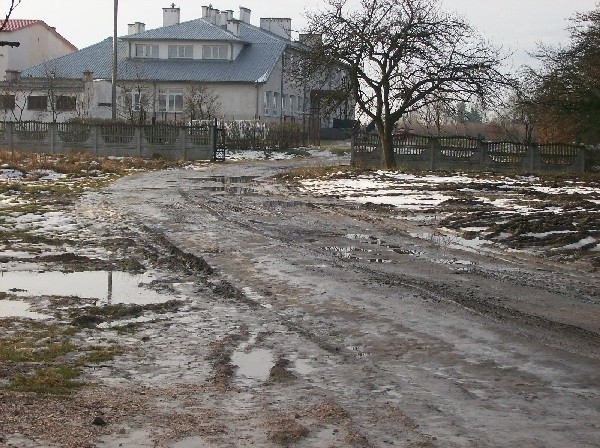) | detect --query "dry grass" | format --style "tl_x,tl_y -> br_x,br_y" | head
0,149 -> 183,177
